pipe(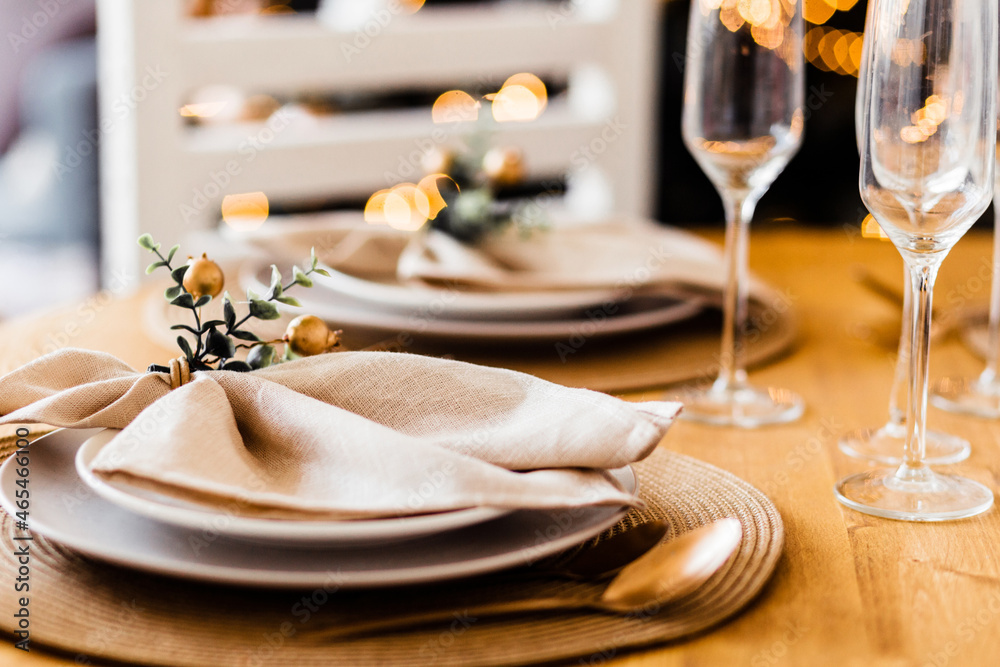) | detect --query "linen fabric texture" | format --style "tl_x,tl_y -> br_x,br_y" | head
0,349 -> 680,519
